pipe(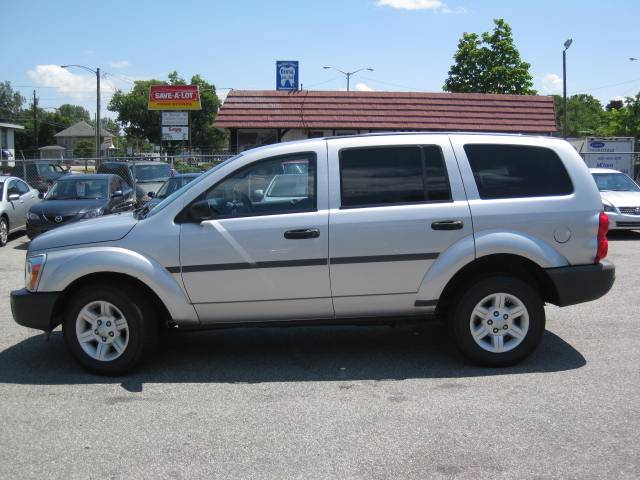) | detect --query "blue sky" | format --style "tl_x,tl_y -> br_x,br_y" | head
2,0 -> 640,117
